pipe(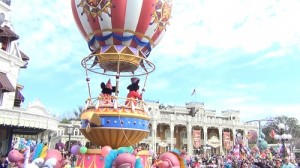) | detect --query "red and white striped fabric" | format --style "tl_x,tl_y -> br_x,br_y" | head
71,0 -> 172,56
